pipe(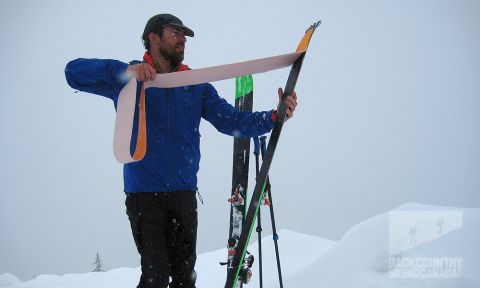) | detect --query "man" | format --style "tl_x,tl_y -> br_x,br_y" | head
65,14 -> 297,288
